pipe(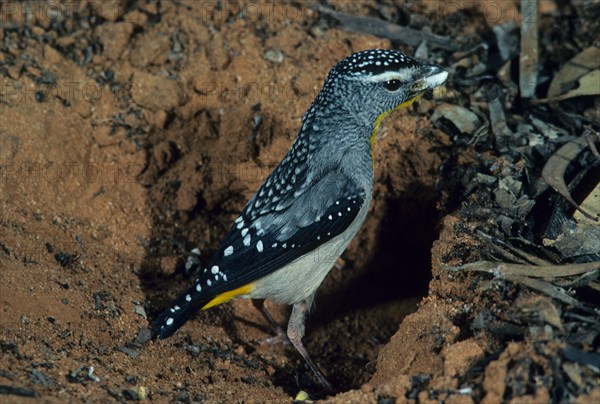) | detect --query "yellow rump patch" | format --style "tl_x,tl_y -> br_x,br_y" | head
370,94 -> 423,159
201,282 -> 255,310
